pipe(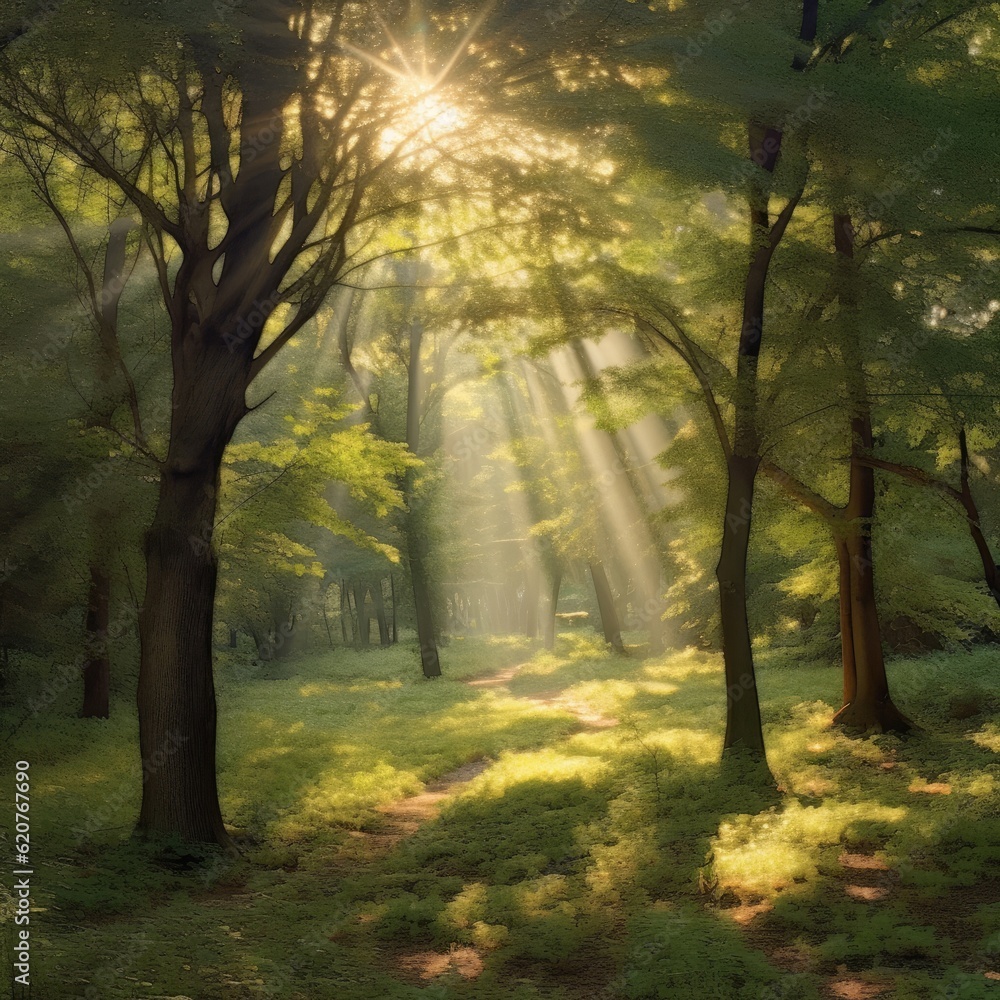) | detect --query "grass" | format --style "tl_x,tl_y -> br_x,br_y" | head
3,631 -> 999,998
